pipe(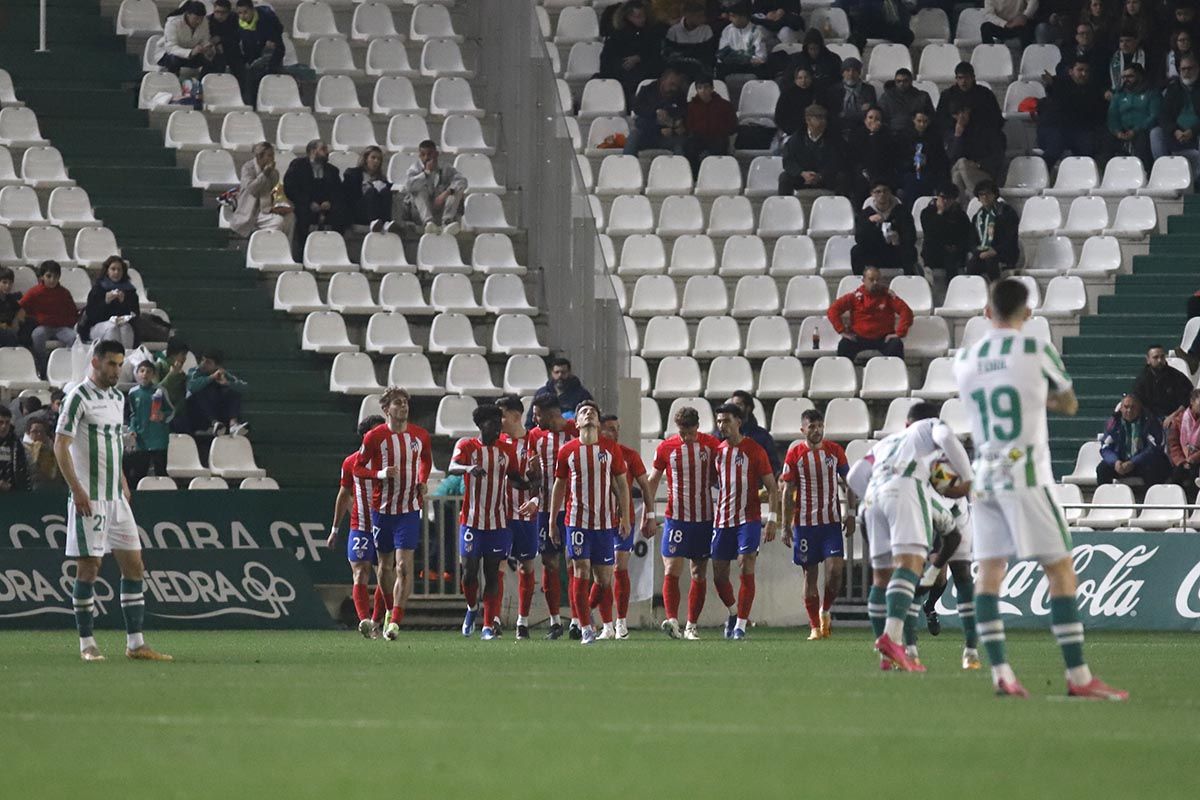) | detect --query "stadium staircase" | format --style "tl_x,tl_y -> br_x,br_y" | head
1050,216 -> 1194,478
2,0 -> 356,487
